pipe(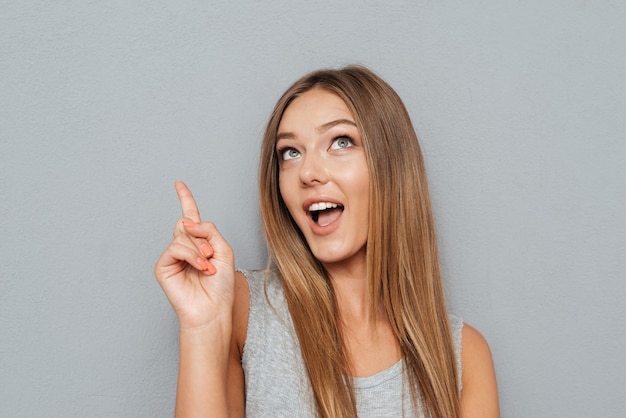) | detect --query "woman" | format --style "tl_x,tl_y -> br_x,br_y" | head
155,66 -> 499,417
